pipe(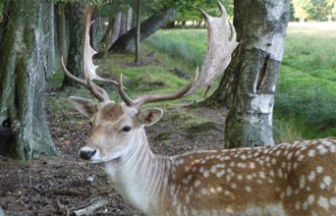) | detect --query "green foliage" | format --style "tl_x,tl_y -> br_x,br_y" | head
174,0 -> 234,23
0,0 -> 3,12
325,0 -> 336,17
291,0 -> 336,21
292,0 -> 315,20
